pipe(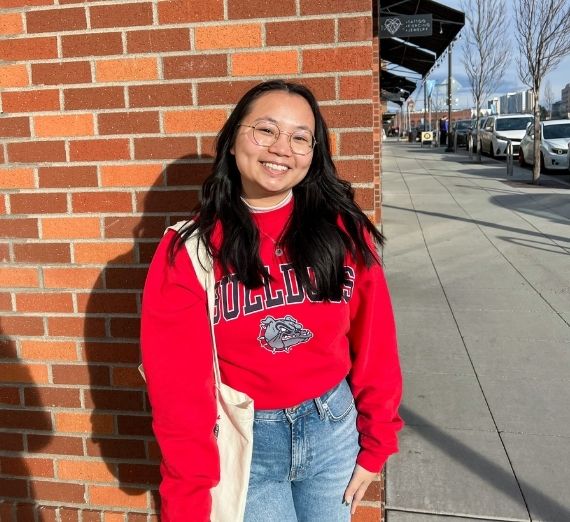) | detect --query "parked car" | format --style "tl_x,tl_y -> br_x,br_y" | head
466,117 -> 487,152
519,119 -> 570,171
449,119 -> 471,148
480,114 -> 534,158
